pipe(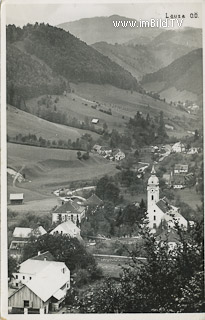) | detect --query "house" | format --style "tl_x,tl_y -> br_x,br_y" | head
147,166 -> 188,232
113,149 -> 125,161
50,220 -> 82,240
156,230 -> 181,251
91,118 -> 99,124
9,227 -> 47,260
171,142 -> 185,153
187,147 -> 198,155
174,164 -> 188,174
172,174 -> 185,189
86,194 -> 103,207
92,144 -> 102,153
52,200 -> 85,226
10,193 -> 24,205
9,253 -> 70,314
99,146 -> 112,156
